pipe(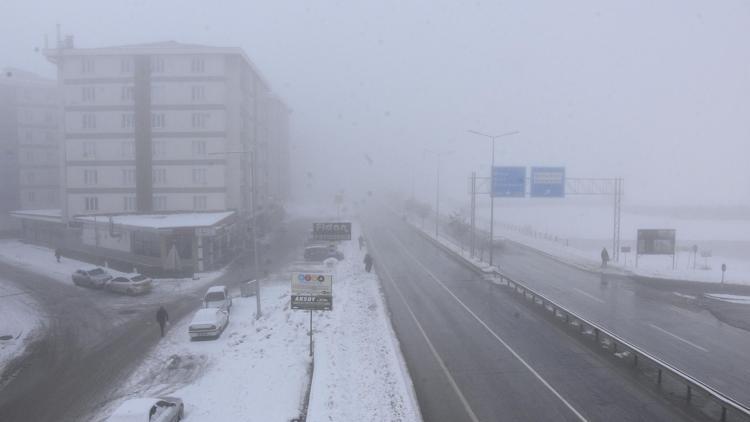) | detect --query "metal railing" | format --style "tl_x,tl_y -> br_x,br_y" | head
411,222 -> 750,422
